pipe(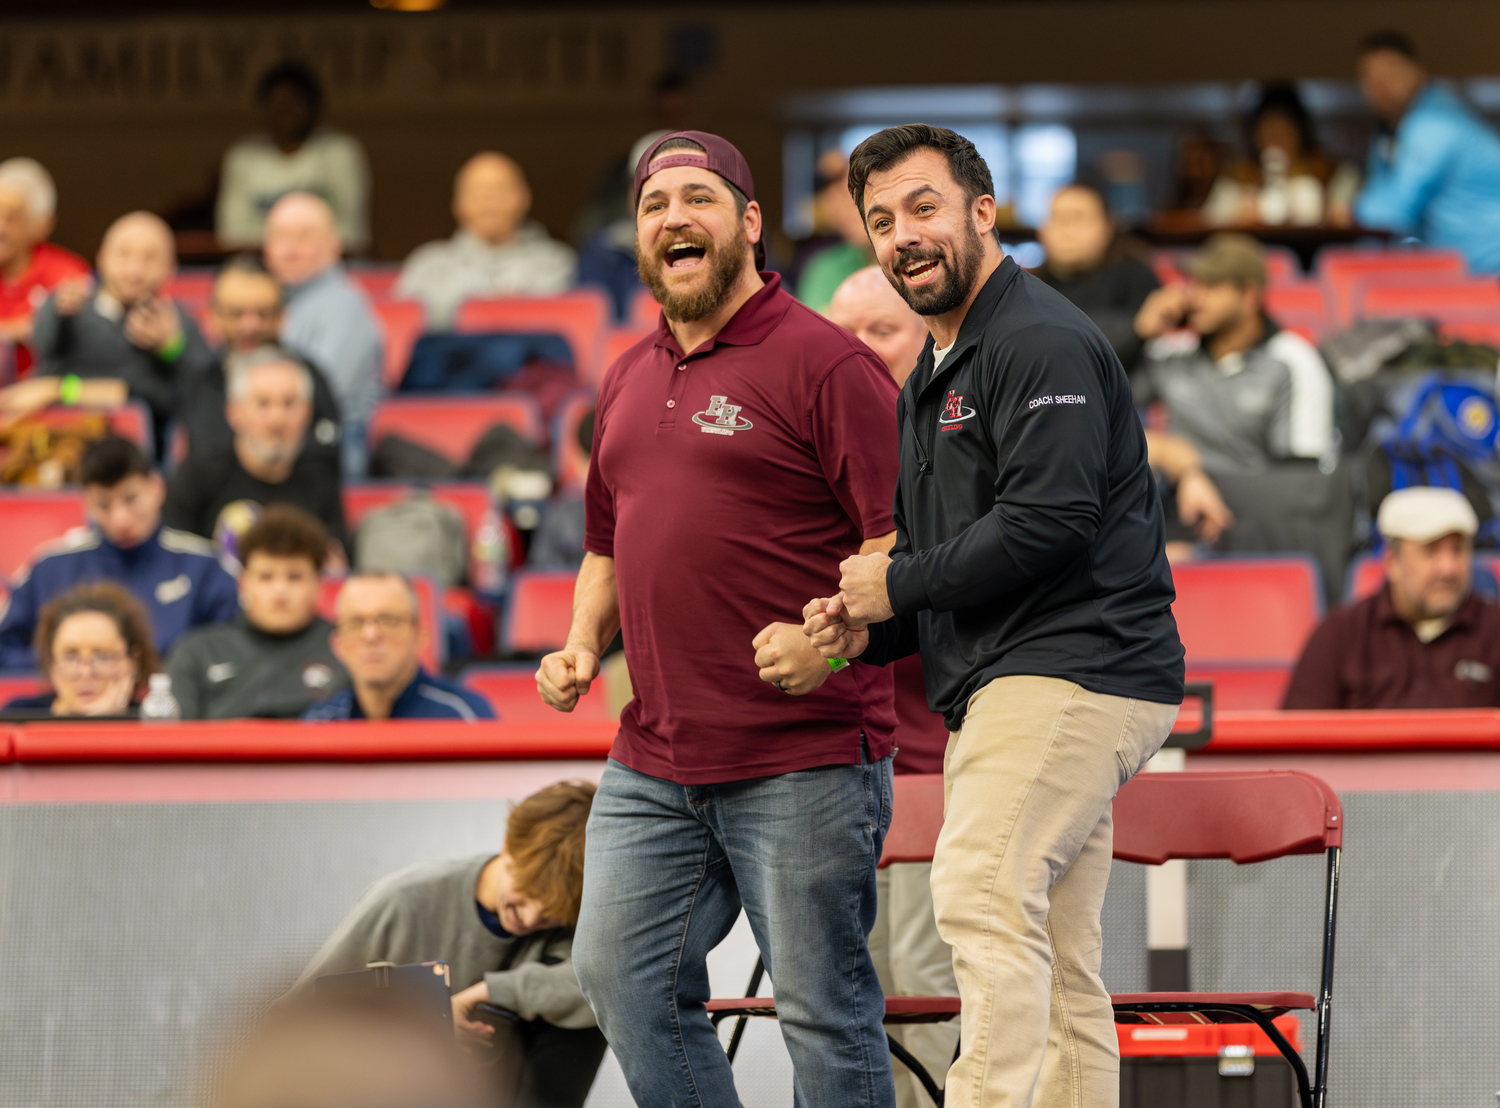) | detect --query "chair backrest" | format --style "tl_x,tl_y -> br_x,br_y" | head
454,291 -> 611,384
0,672 -> 45,704
1183,664 -> 1291,710
0,491 -> 87,581
161,269 -> 217,306
1359,280 -> 1500,323
1317,247 -> 1467,324
348,265 -> 403,302
1113,770 -> 1342,864
1439,319 -> 1500,347
343,482 -> 493,547
460,663 -> 611,722
551,389 -> 596,493
603,325 -> 653,379
1264,281 -> 1329,341
630,287 -> 660,328
372,299 -> 427,388
317,572 -> 445,671
879,773 -> 944,867
500,569 -> 577,655
1171,557 -> 1323,666
367,394 -> 543,464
